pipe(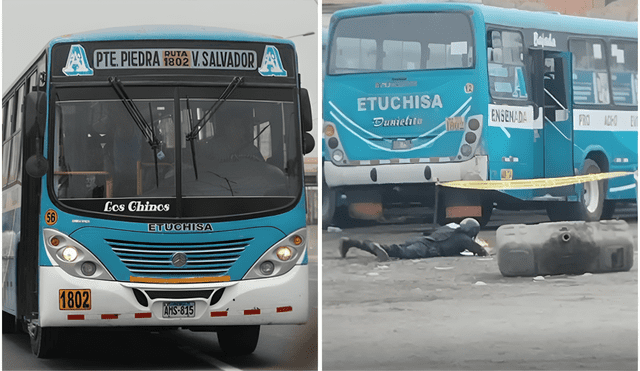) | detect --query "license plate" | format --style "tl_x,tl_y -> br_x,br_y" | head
59,289 -> 91,310
392,139 -> 412,150
446,117 -> 465,131
162,301 -> 195,318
